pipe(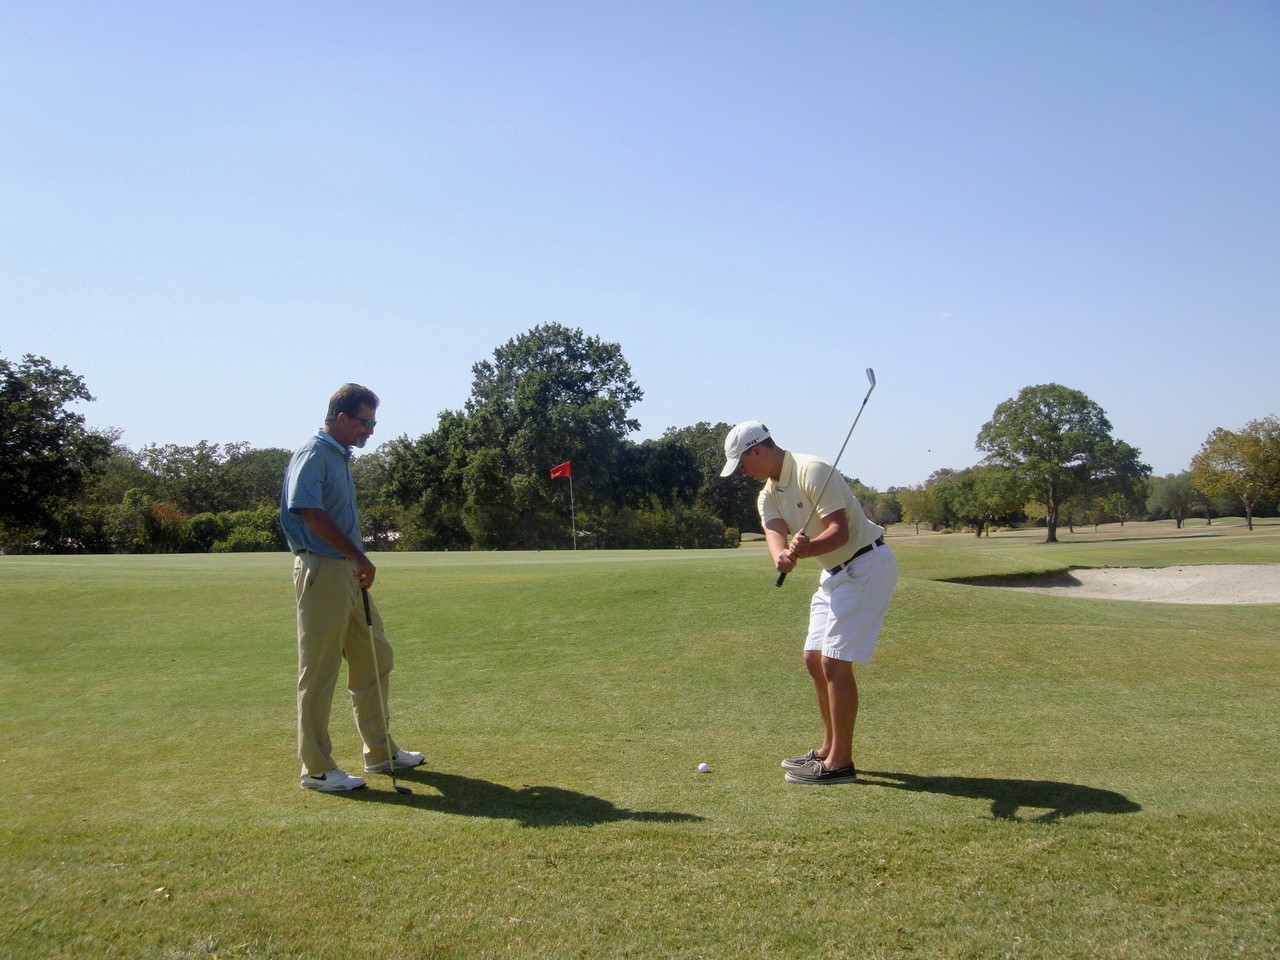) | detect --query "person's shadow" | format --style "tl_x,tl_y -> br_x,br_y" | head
349,769 -> 705,828
859,770 -> 1141,822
